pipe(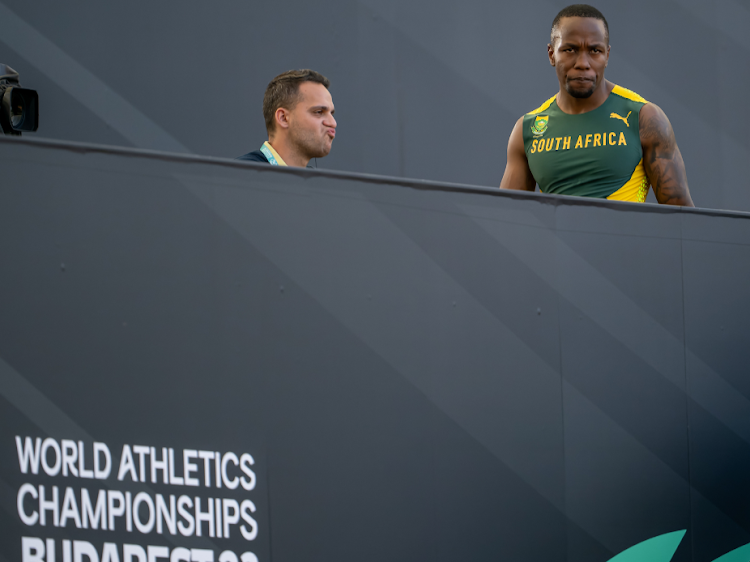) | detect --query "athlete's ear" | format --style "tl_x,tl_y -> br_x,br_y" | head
547,43 -> 555,66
